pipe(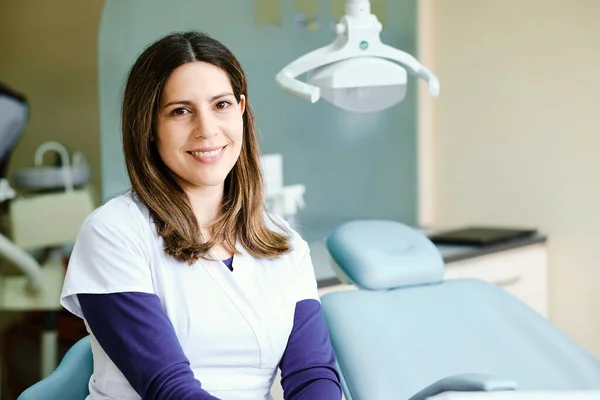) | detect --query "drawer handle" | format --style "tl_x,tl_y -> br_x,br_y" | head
494,276 -> 521,287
